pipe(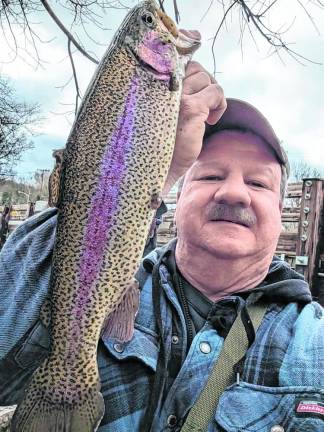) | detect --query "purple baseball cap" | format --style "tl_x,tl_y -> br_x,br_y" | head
204,98 -> 290,176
